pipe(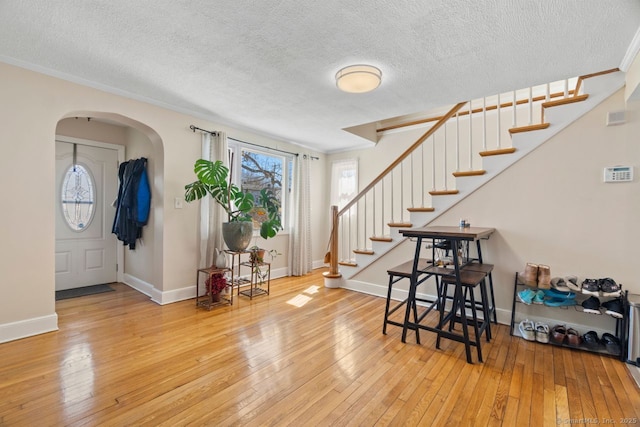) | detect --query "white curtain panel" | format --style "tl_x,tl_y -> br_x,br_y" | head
289,154 -> 312,276
198,131 -> 228,269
